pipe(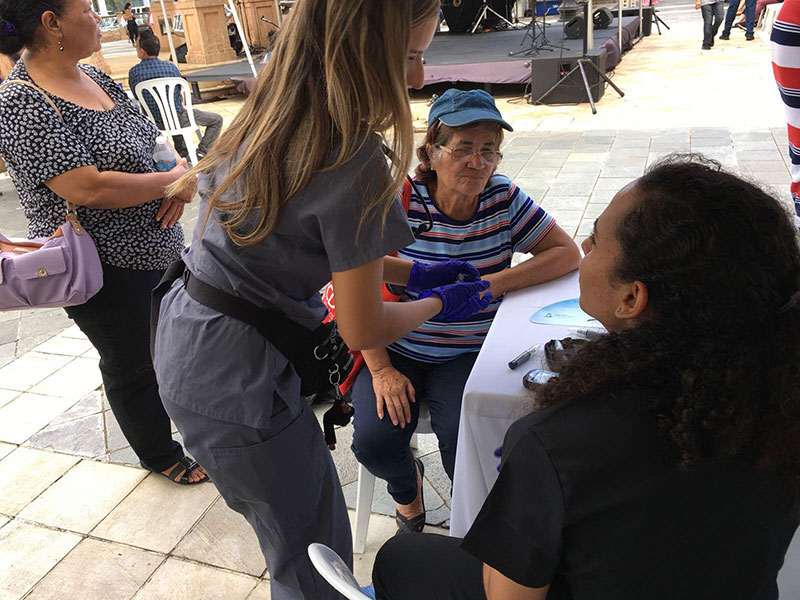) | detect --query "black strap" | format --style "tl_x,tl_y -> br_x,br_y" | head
151,258 -> 311,363
182,268 -> 309,363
